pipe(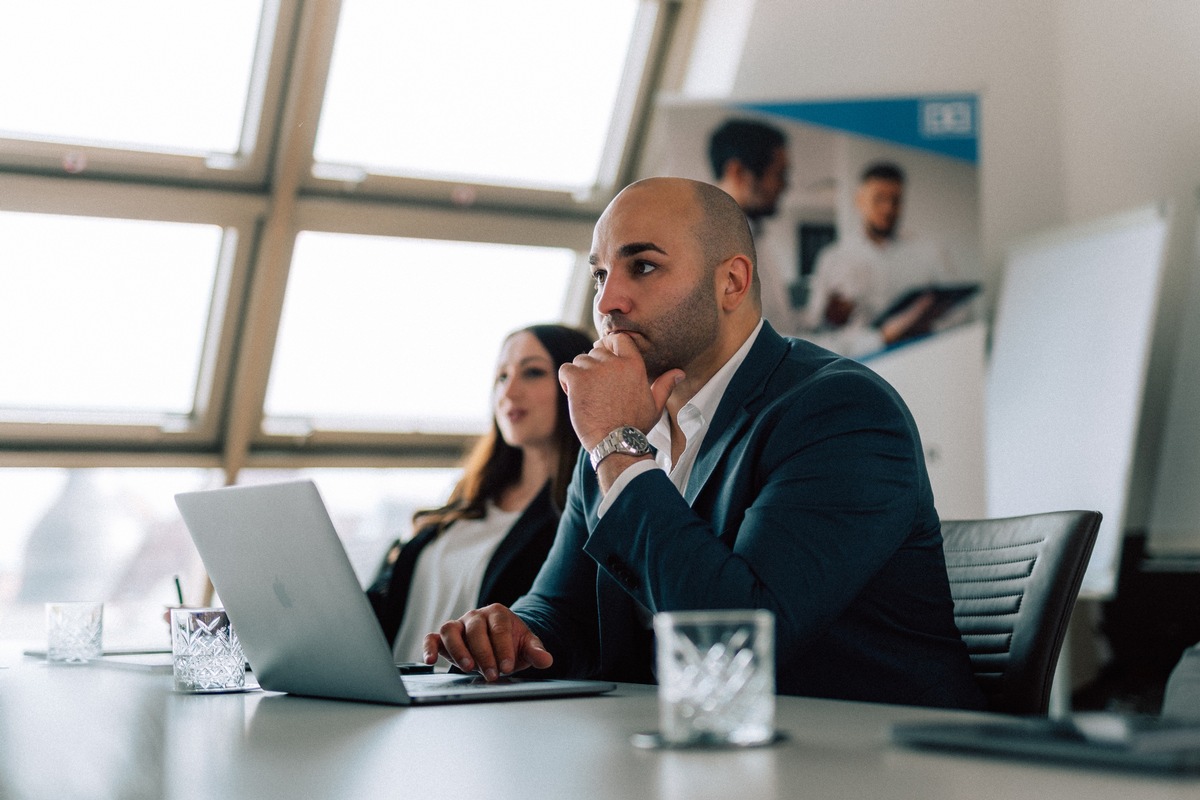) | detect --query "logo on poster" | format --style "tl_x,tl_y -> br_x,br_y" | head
921,101 -> 975,137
